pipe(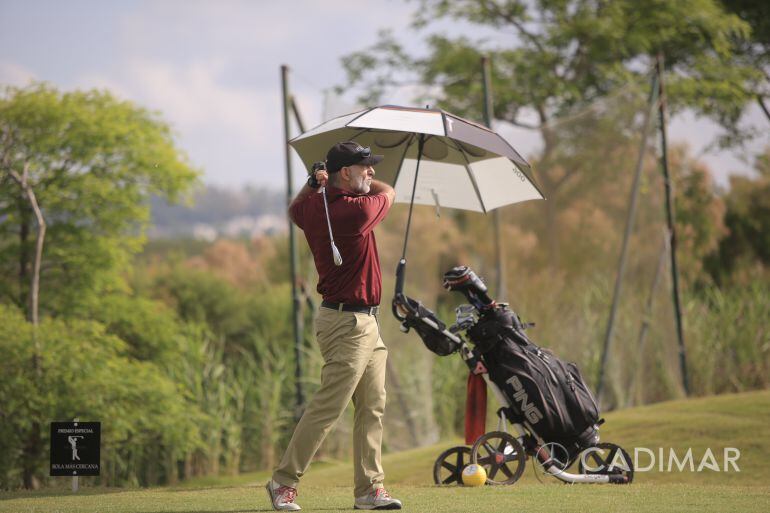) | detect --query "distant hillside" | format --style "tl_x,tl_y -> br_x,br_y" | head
149,184 -> 286,239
